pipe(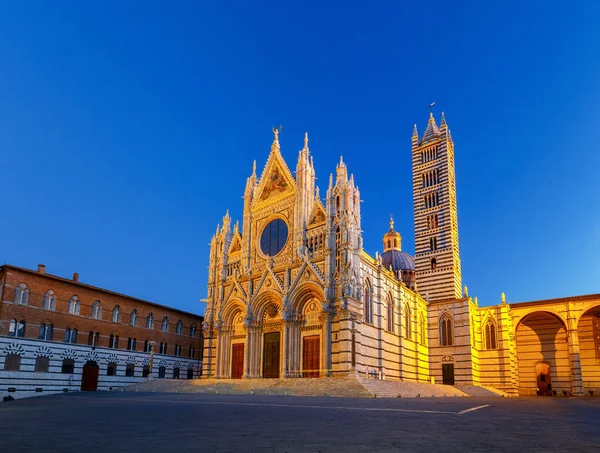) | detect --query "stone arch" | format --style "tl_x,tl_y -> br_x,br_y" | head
289,282 -> 325,316
220,298 -> 246,327
576,303 -> 600,395
515,310 -> 570,396
251,290 -> 283,321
